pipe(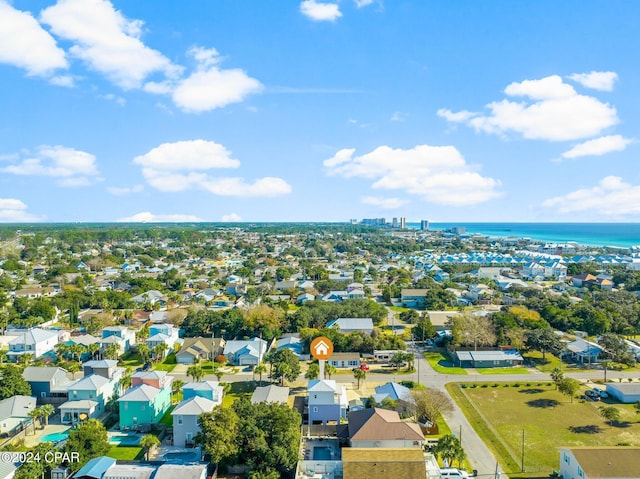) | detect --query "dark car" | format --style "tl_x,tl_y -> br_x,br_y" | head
585,389 -> 600,401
